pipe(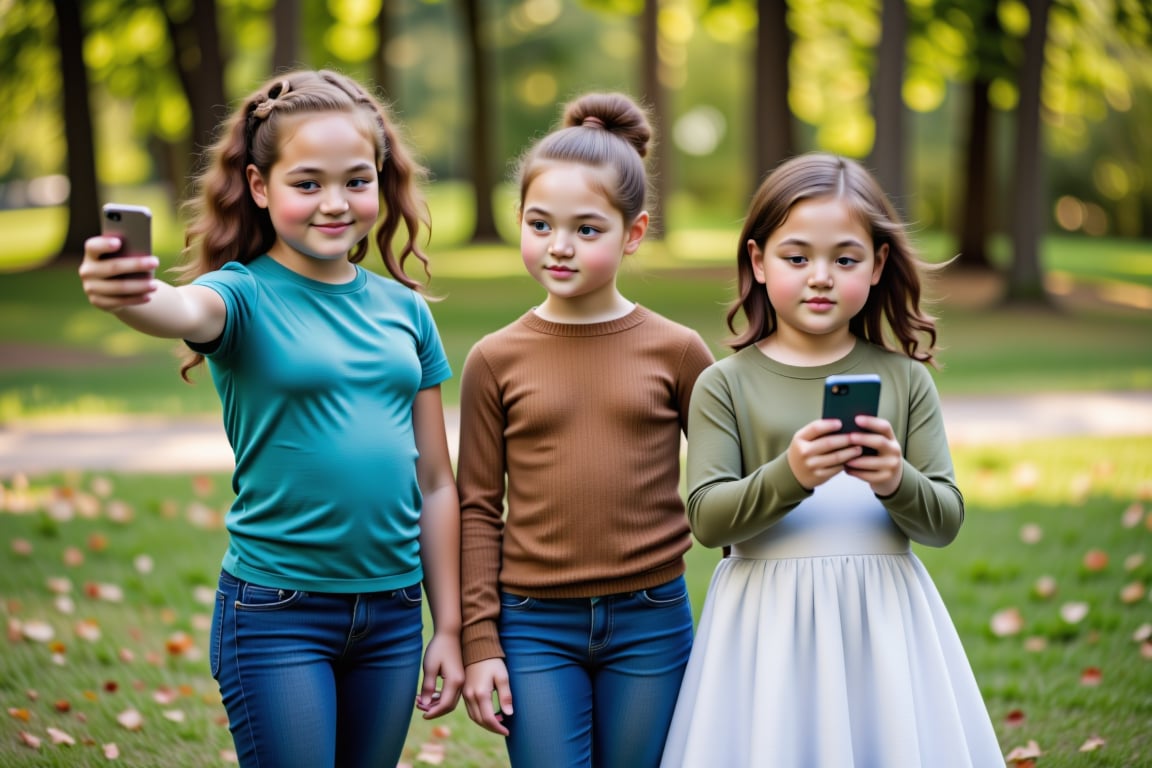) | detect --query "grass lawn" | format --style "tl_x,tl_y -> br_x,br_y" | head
2,436 -> 1151,765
